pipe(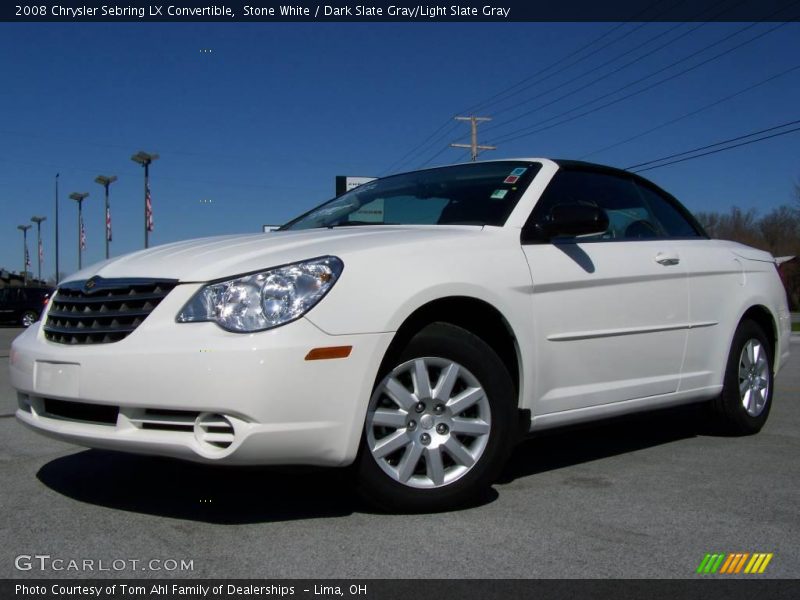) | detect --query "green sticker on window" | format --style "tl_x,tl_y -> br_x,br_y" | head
490,189 -> 508,200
